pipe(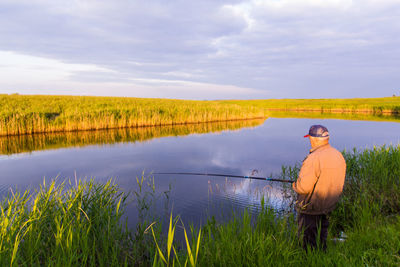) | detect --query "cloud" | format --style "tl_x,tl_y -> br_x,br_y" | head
0,51 -> 113,83
0,0 -> 399,98
0,50 -> 264,99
